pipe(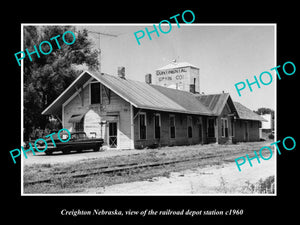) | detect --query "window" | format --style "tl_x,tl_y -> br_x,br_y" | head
225,119 -> 228,137
154,114 -> 161,139
70,114 -> 84,131
90,82 -> 101,104
221,118 -> 229,137
221,119 -> 224,137
139,113 -> 147,140
74,120 -> 83,131
169,115 -> 176,138
187,116 -> 193,138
